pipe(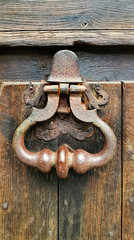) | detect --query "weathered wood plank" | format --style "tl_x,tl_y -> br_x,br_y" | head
1,0 -> 134,45
0,30 -> 134,47
0,83 -> 58,240
59,83 -> 121,240
0,0 -> 134,31
122,82 -> 134,240
0,48 -> 134,83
